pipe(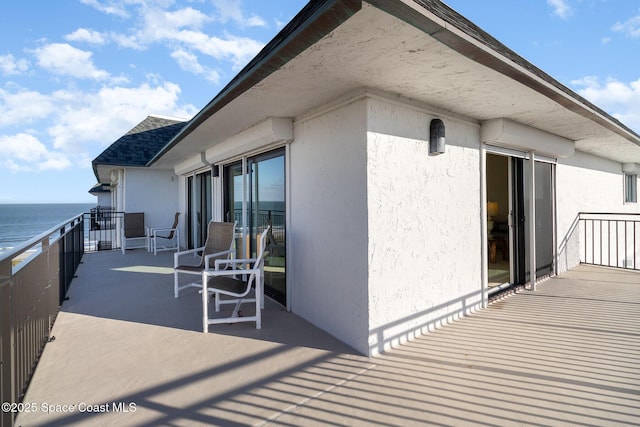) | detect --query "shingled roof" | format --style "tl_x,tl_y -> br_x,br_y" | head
92,115 -> 187,179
